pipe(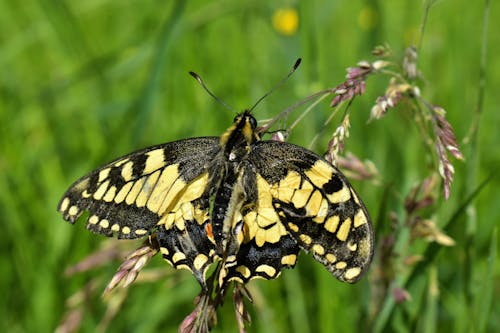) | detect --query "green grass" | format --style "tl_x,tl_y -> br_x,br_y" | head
1,0 -> 499,332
